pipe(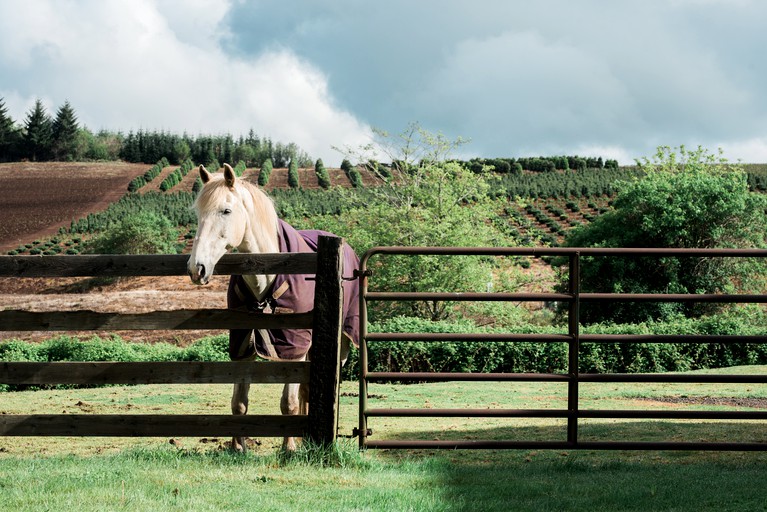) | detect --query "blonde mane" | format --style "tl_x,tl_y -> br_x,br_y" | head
193,173 -> 280,253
